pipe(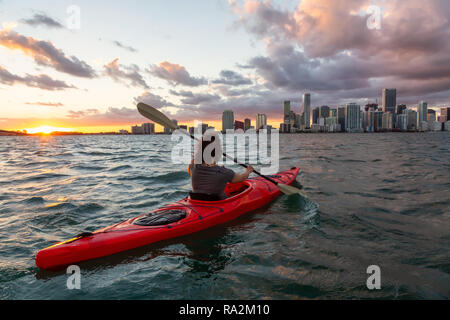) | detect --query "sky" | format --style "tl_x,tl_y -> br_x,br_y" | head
0,0 -> 449,132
